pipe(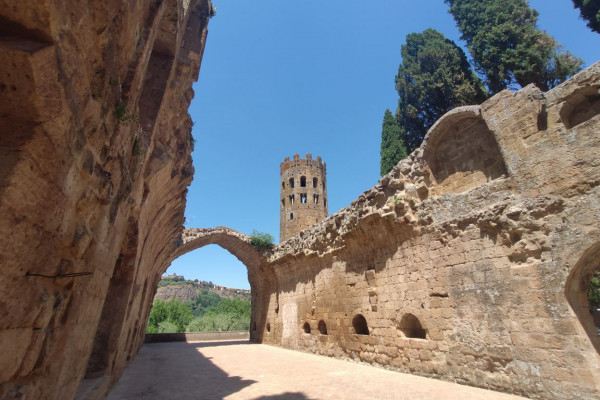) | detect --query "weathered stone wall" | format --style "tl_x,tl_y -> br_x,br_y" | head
1,1 -> 599,399
256,64 -> 600,400
0,1 -> 211,399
